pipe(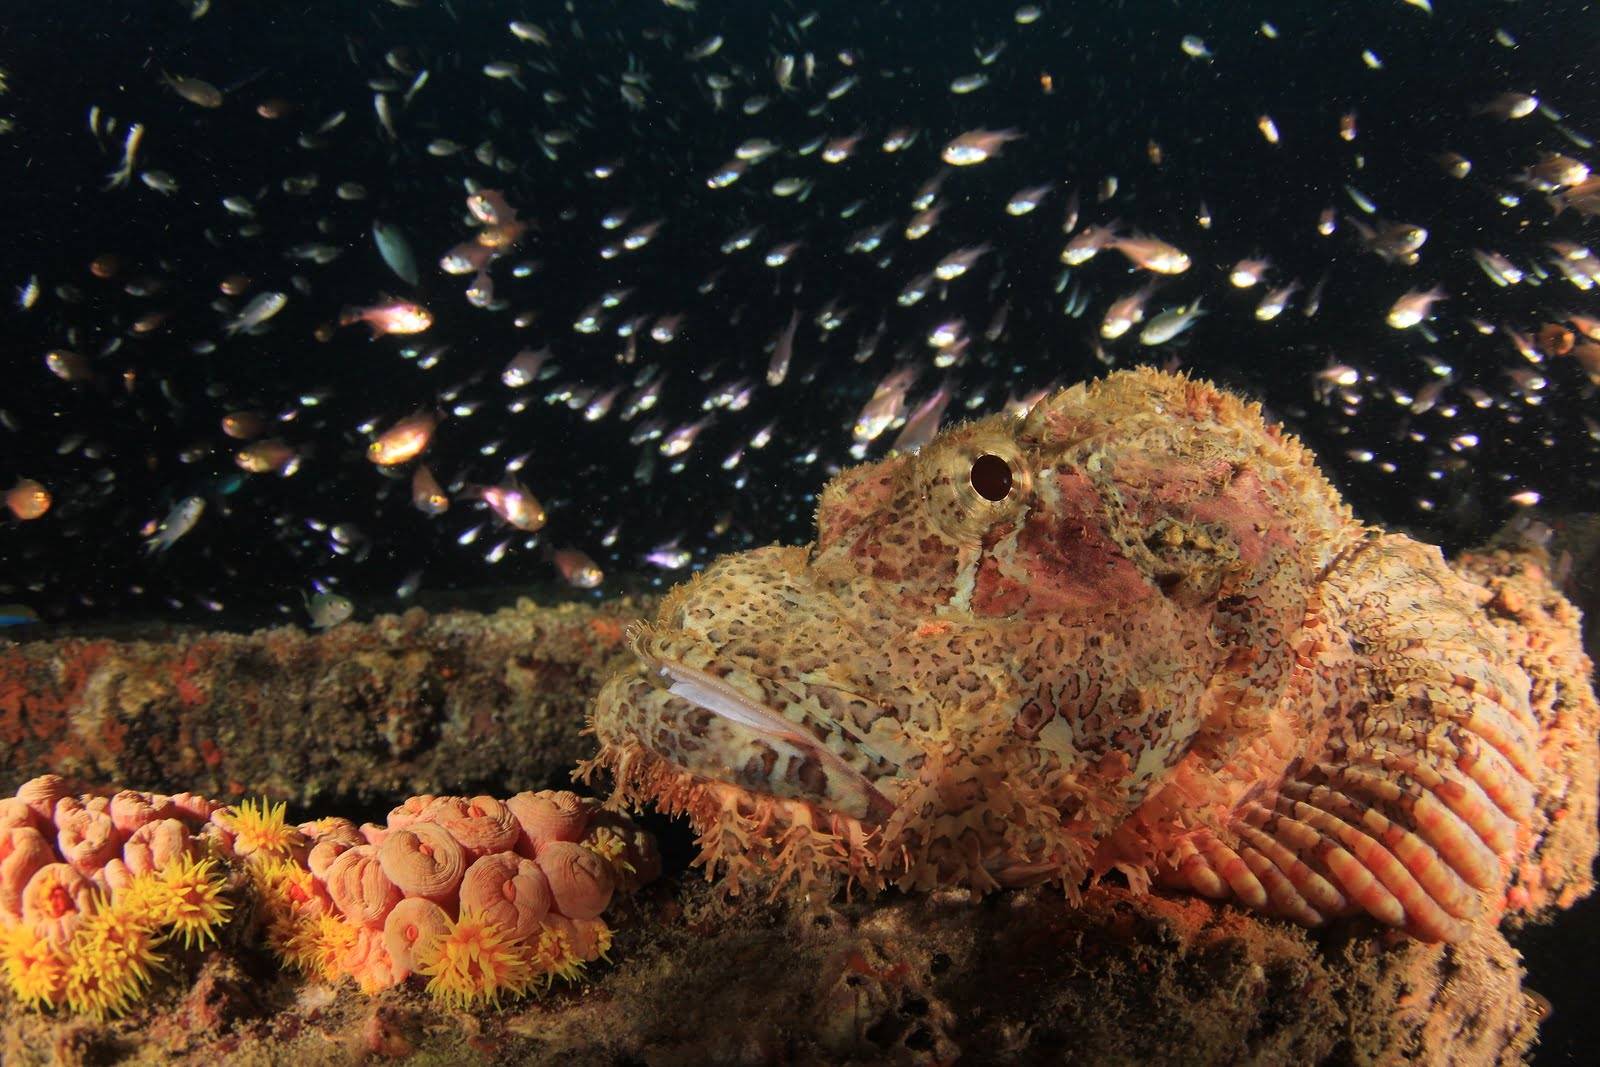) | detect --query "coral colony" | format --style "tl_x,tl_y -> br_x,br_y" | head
0,777 -> 656,1018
